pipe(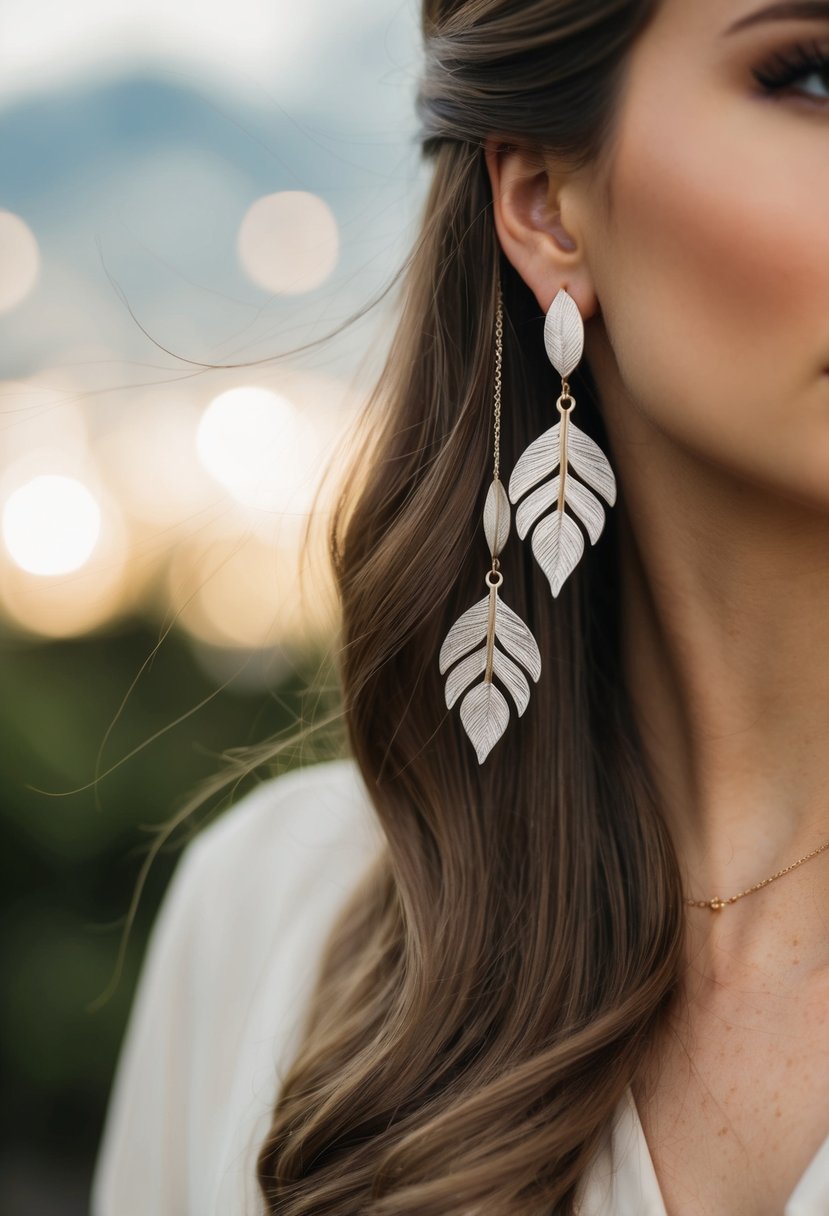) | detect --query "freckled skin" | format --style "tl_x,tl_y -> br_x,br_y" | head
484,1 -> 829,1212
